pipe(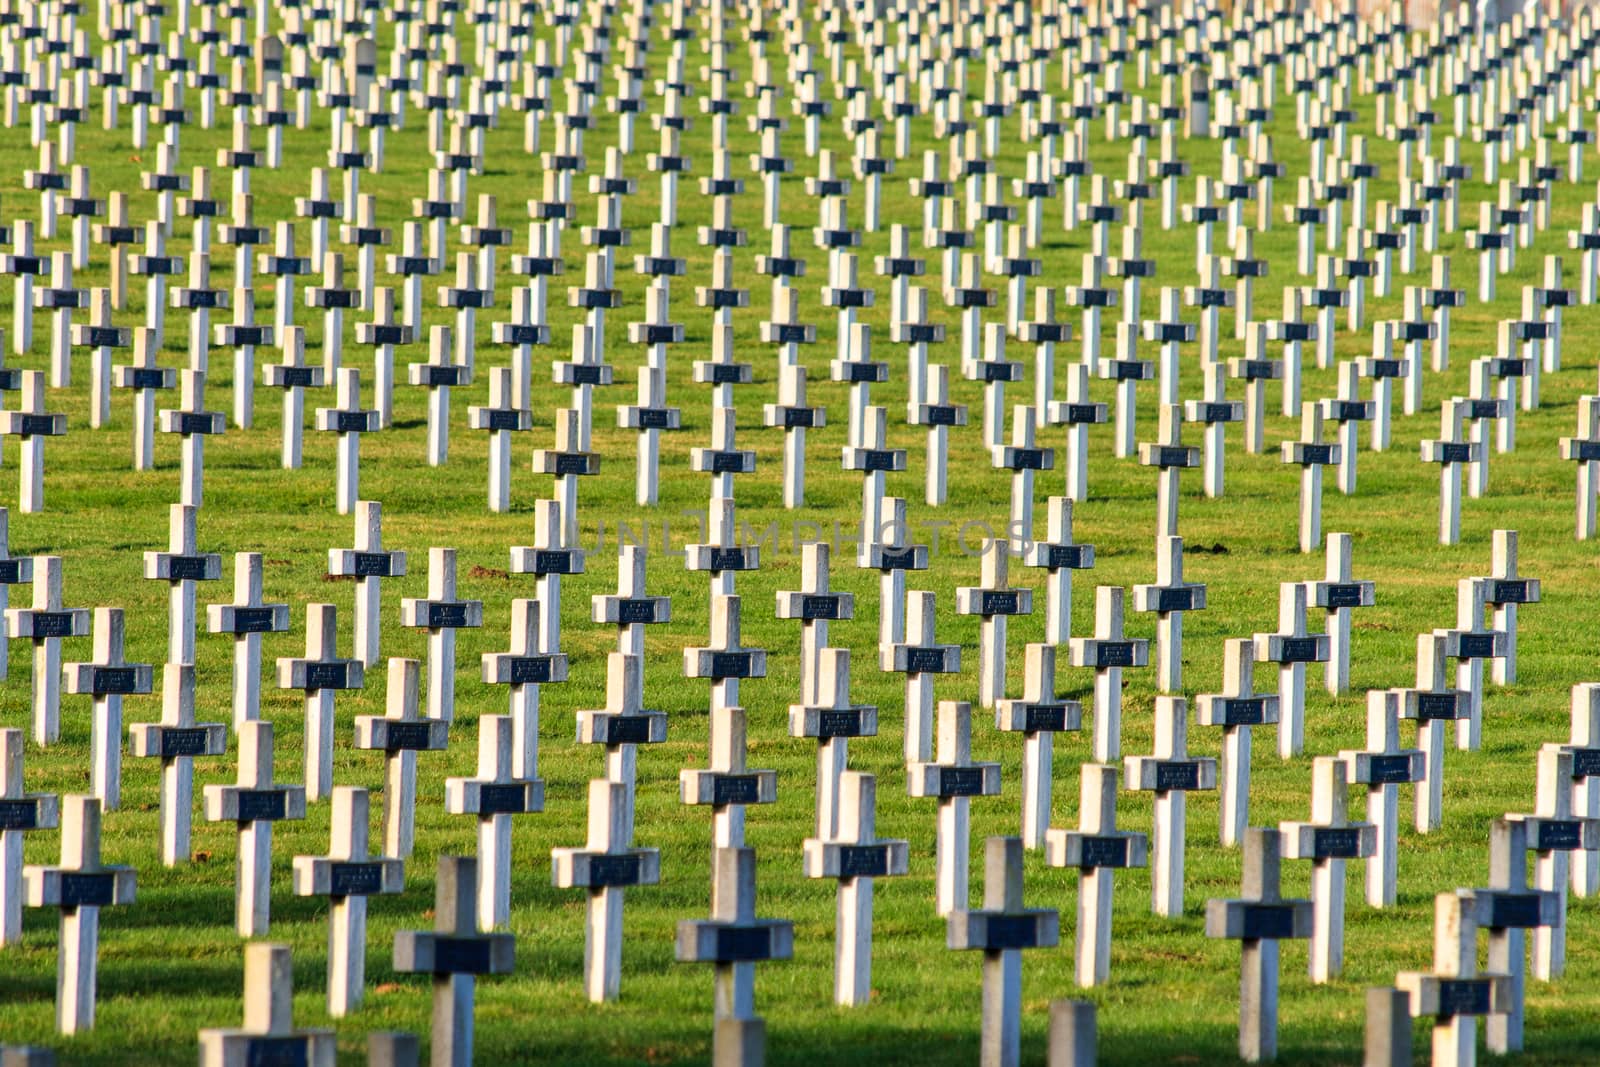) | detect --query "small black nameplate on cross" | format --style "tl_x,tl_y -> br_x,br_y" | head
303,663 -> 351,690
1239,904 -> 1296,940
1535,820 -> 1581,851
711,775 -> 761,806
837,845 -> 888,879
425,603 -> 470,629
816,710 -> 865,738
328,862 -> 384,896
384,722 -> 437,751
1155,761 -> 1201,791
0,798 -> 40,829
938,767 -> 988,798
588,854 -> 642,887
1368,754 -> 1418,784
1436,979 -> 1491,1017
707,652 -> 754,678
1079,837 -> 1129,868
1486,893 -> 1541,930
236,790 -> 288,823
507,657 -> 555,685
239,1035 -> 308,1067
477,783 -> 531,816
615,599 -> 661,625
431,937 -> 495,974
713,926 -> 774,961
1311,828 -> 1362,859
1093,643 -> 1136,669
29,612 -> 78,639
